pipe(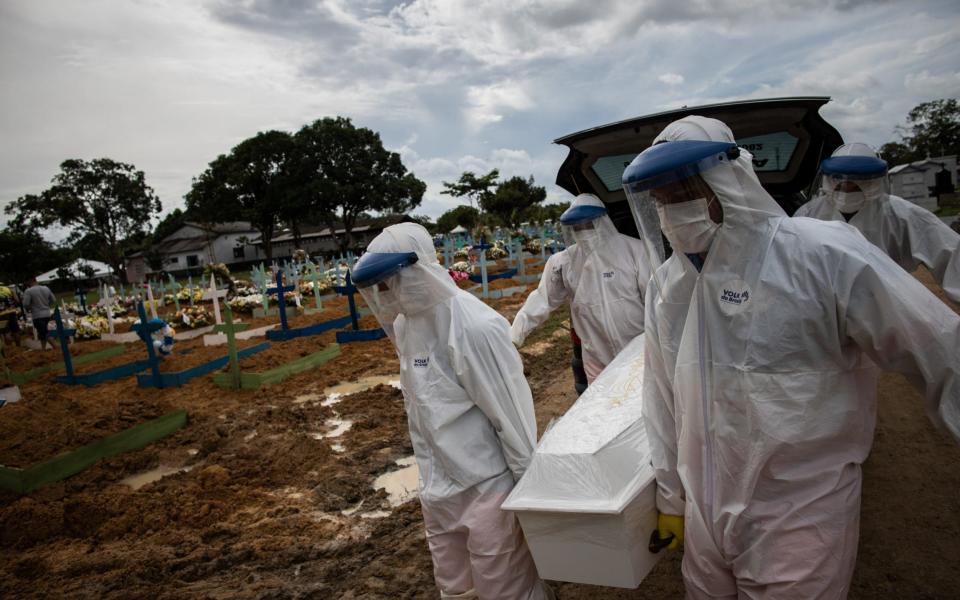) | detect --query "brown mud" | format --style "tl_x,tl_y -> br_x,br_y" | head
0,269 -> 957,598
